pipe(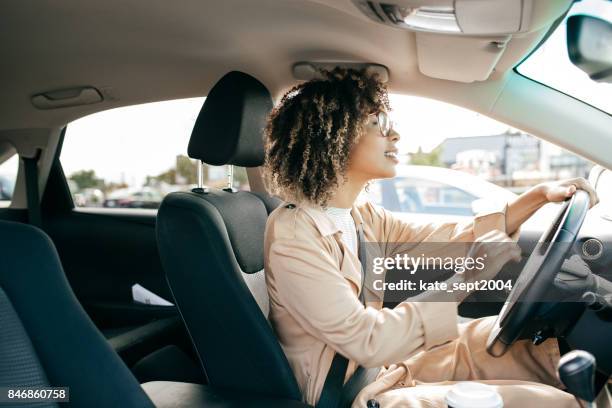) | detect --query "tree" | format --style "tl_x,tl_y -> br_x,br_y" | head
145,155 -> 203,186
176,155 -> 199,185
151,169 -> 177,185
410,146 -> 443,167
69,170 -> 104,191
